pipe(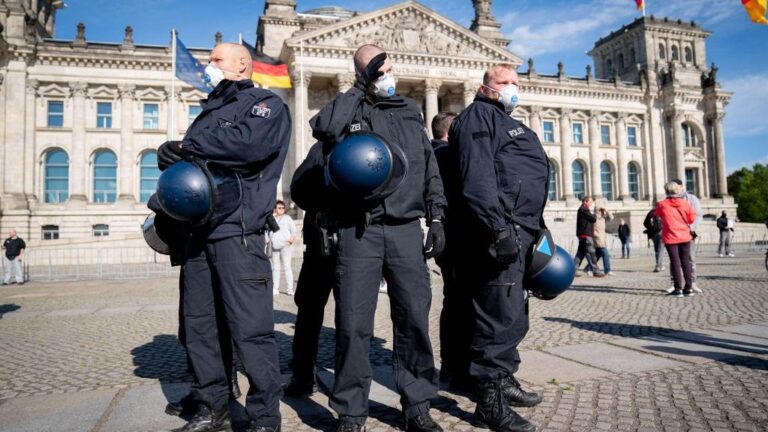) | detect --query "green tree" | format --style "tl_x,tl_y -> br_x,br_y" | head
728,163 -> 768,223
